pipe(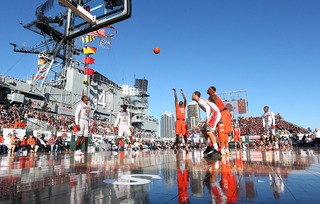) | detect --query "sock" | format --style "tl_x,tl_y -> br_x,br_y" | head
213,143 -> 219,151
214,161 -> 220,169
